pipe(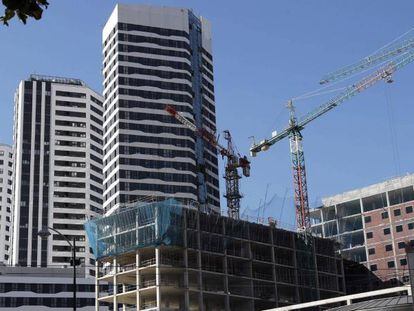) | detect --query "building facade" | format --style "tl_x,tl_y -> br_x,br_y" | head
0,266 -> 108,310
310,174 -> 414,283
12,75 -> 104,276
0,144 -> 13,263
87,199 -> 346,310
102,4 -> 220,215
